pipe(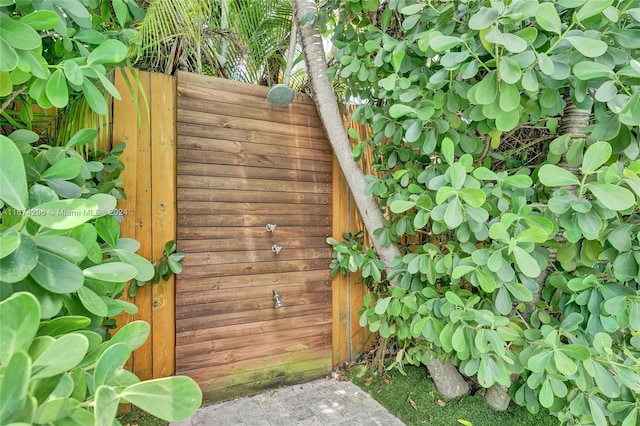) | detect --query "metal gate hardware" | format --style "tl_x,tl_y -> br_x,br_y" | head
273,289 -> 284,309
266,224 -> 277,232
271,244 -> 282,254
